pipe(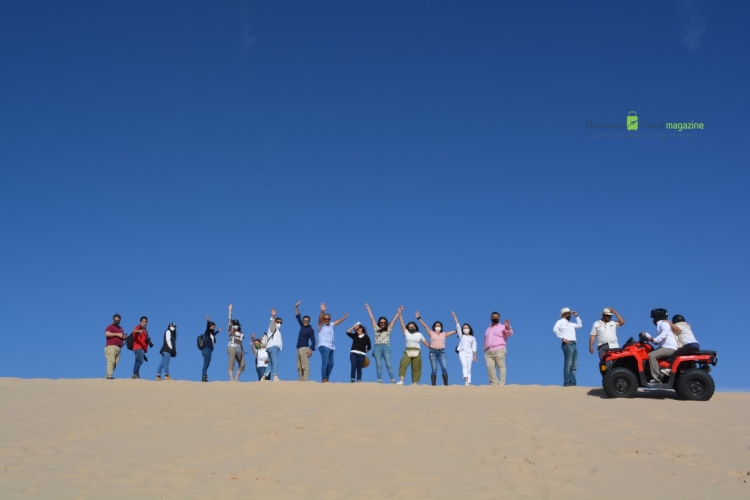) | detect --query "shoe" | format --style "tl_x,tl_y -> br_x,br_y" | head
322,378 -> 328,383
649,379 -> 659,384
431,375 -> 437,386
351,379 -> 355,383
396,381 -> 403,385
132,375 -> 138,379
442,374 -> 448,386
106,376 -> 114,380
156,375 -> 161,381
377,379 -> 382,383
465,381 -> 470,386
660,368 -> 671,376
201,375 -> 207,382
164,375 -> 172,381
